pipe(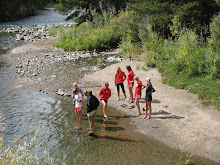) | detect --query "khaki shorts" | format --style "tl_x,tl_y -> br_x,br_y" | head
87,110 -> 96,117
